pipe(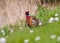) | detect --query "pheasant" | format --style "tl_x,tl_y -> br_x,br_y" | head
25,11 -> 42,27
